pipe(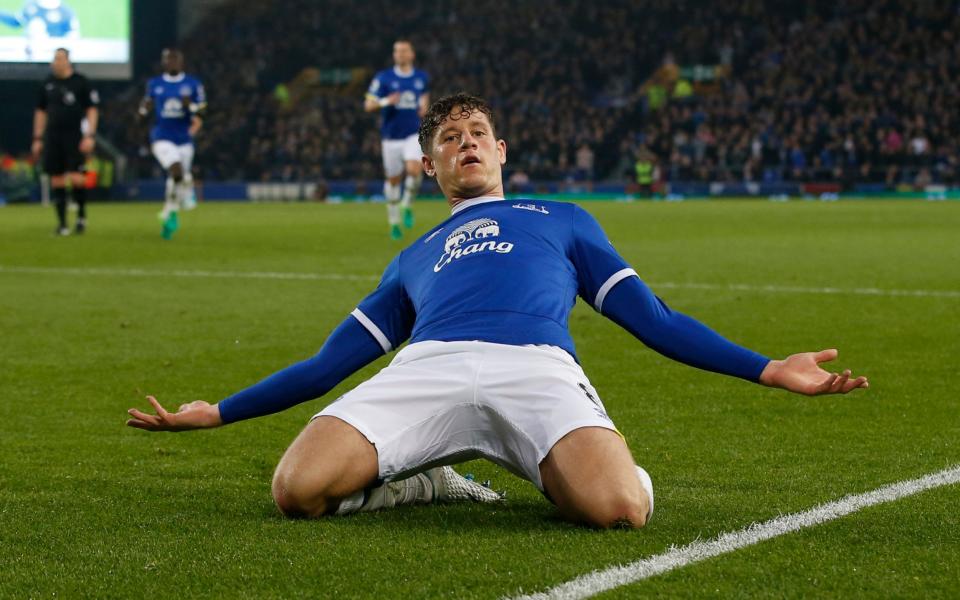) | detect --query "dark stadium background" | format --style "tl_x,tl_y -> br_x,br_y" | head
1,0 -> 958,201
